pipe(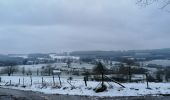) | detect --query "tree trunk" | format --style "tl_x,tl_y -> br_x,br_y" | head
102,72 -> 104,87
